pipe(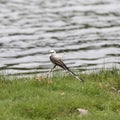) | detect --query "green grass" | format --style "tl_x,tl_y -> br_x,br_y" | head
0,68 -> 120,120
